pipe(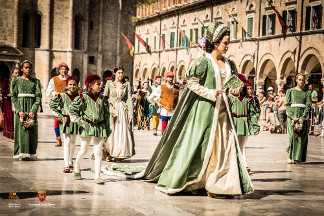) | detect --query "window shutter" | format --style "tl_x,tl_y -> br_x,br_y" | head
190,29 -> 193,41
195,28 -> 198,44
305,6 -> 311,31
201,26 -> 205,36
291,10 -> 296,32
137,40 -> 140,52
154,36 -> 156,50
271,14 -> 276,35
248,17 -> 253,37
161,33 -> 165,49
233,21 -> 237,39
283,10 -> 287,24
262,15 -> 267,36
170,32 -> 175,48
315,5 -> 323,29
